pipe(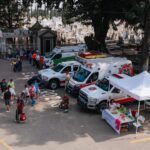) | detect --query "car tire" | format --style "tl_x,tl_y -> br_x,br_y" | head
97,101 -> 108,113
49,79 -> 59,90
